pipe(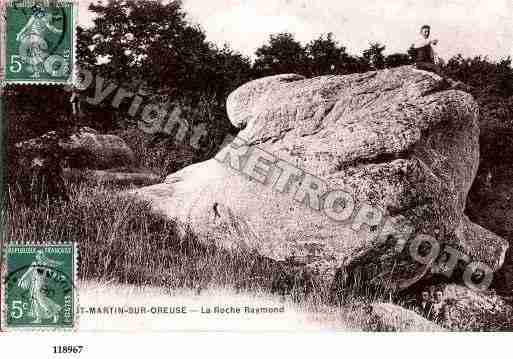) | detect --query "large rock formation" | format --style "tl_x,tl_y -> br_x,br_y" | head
61,127 -> 136,170
11,127 -> 138,203
132,66 -> 508,291
14,127 -> 136,171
